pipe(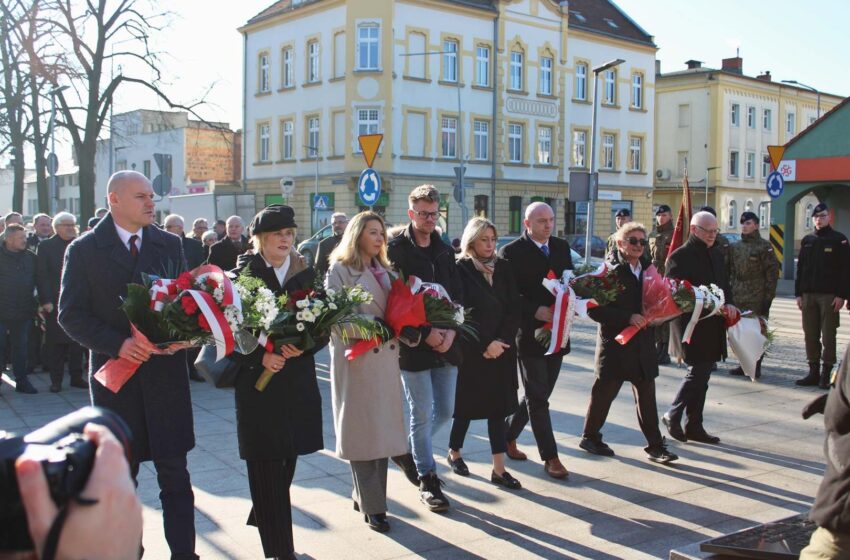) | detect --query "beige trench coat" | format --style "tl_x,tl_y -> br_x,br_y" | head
326,262 -> 409,461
